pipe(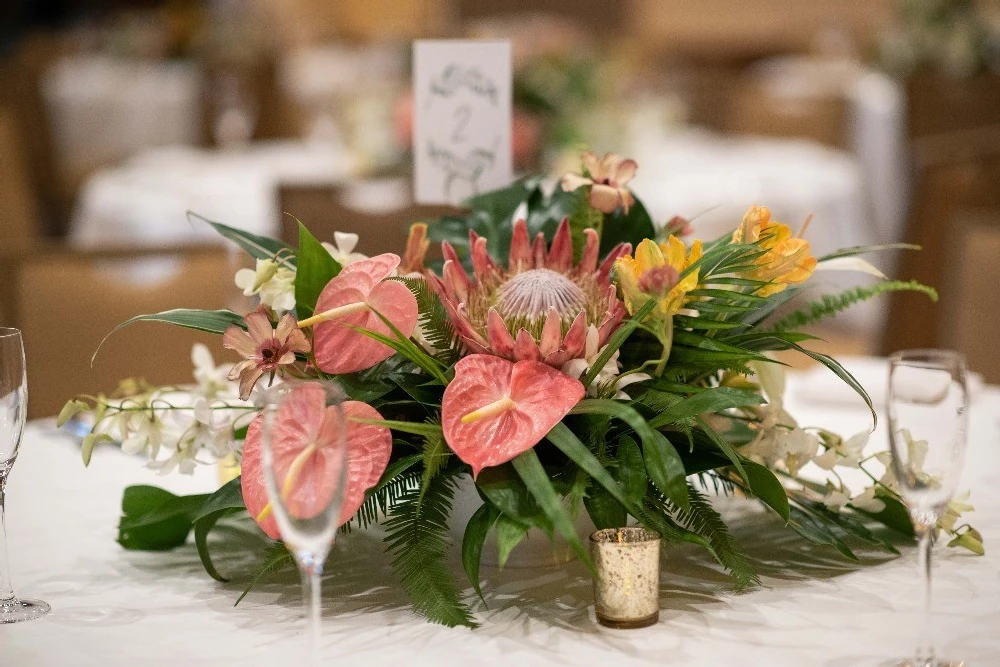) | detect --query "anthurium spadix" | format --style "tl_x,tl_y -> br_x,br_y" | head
441,354 -> 585,477
299,253 -> 419,375
241,384 -> 392,538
